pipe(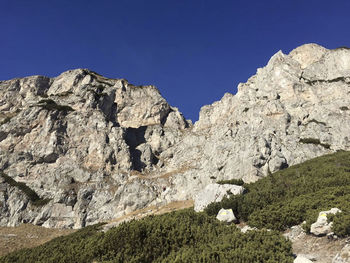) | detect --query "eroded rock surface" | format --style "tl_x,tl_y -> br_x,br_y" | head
1,44 -> 350,228
194,183 -> 245,212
